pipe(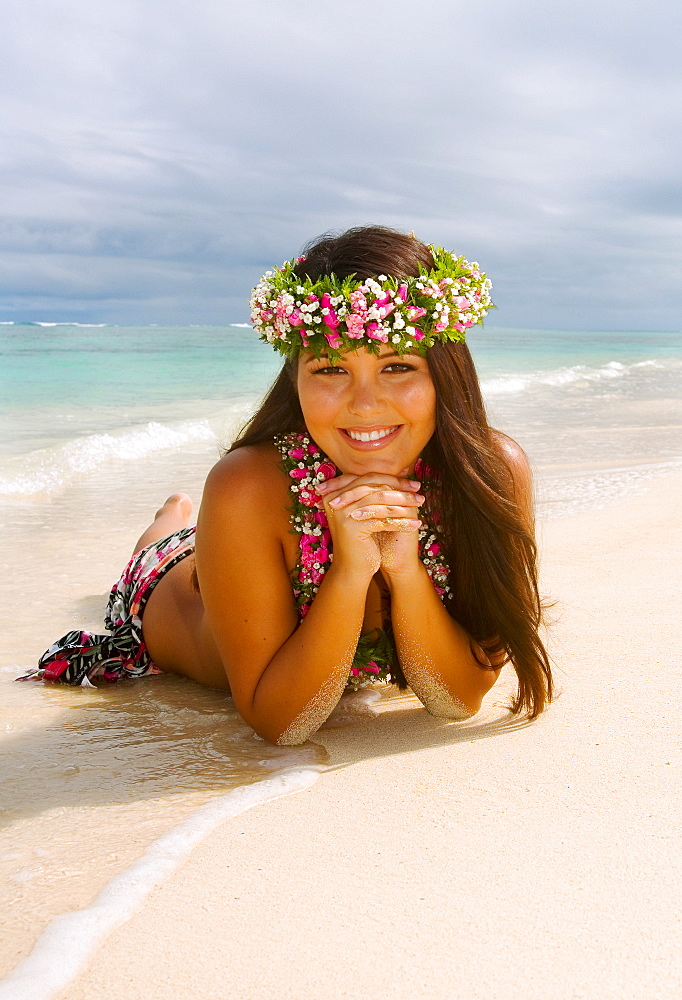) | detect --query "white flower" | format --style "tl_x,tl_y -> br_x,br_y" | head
392,334 -> 401,343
